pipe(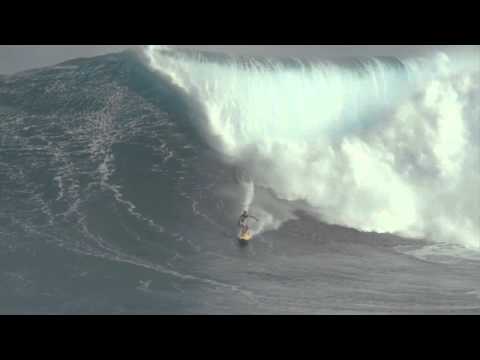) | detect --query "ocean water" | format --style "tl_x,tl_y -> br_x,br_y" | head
0,47 -> 478,314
